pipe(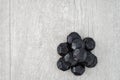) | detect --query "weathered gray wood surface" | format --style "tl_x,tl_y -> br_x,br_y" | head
0,0 -> 10,80
0,0 -> 120,80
